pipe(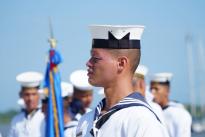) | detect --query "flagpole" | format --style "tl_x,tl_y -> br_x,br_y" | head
49,71 -> 60,137
46,18 -> 64,137
48,18 -> 60,136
